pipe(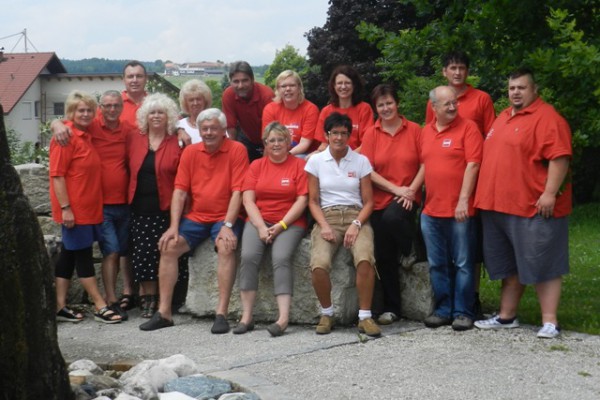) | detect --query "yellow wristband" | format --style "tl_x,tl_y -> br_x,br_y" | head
278,220 -> 288,230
